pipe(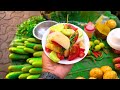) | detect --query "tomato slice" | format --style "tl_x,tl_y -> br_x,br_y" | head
64,24 -> 78,31
57,53 -> 64,60
79,51 -> 85,58
68,44 -> 80,61
45,47 -> 51,52
79,48 -> 85,52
